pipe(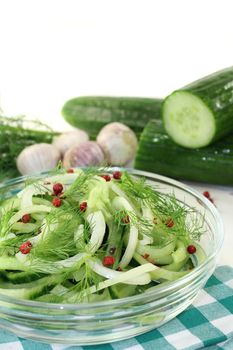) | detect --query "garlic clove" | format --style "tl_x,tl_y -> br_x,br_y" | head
16,143 -> 61,175
52,130 -> 89,157
96,122 -> 138,166
63,141 -> 105,168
